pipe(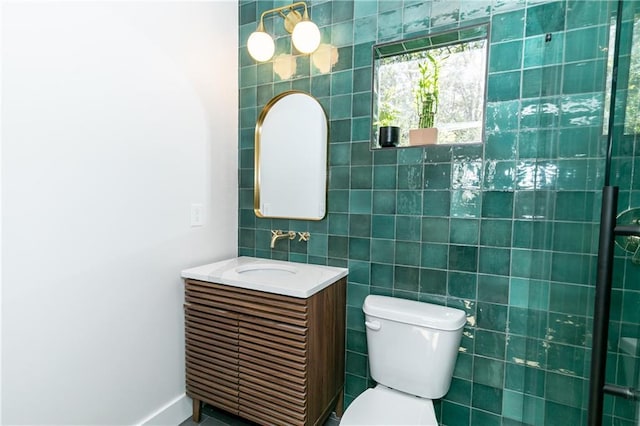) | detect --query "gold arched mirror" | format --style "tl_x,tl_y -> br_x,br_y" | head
255,91 -> 328,220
